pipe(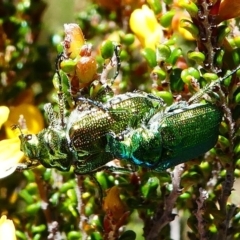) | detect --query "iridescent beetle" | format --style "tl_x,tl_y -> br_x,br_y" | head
106,66 -> 240,171
106,102 -> 222,171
